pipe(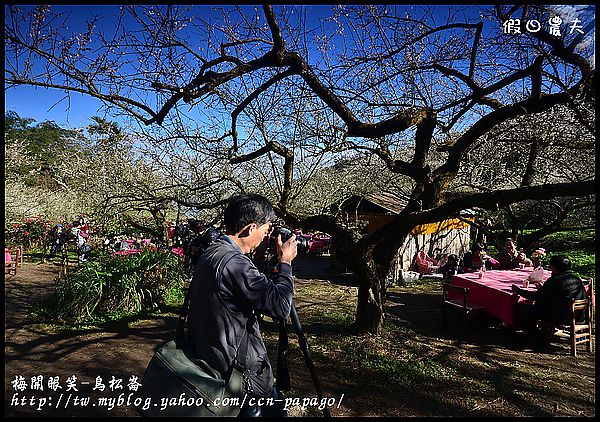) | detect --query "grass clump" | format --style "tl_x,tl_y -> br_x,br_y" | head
34,248 -> 186,325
